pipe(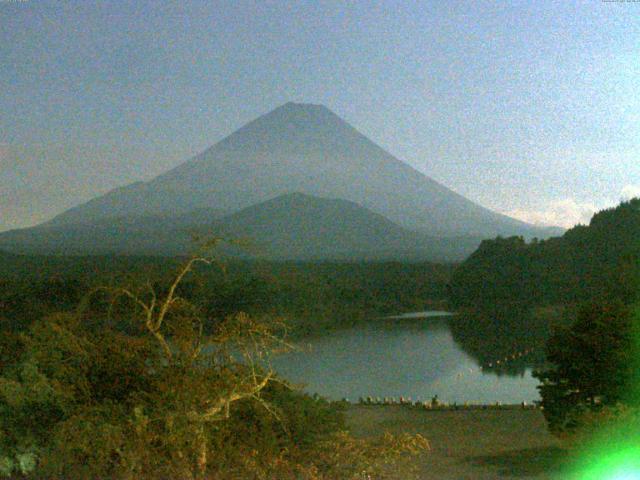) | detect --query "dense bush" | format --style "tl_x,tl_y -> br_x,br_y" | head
0,258 -> 452,339
534,301 -> 639,433
0,256 -> 429,479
